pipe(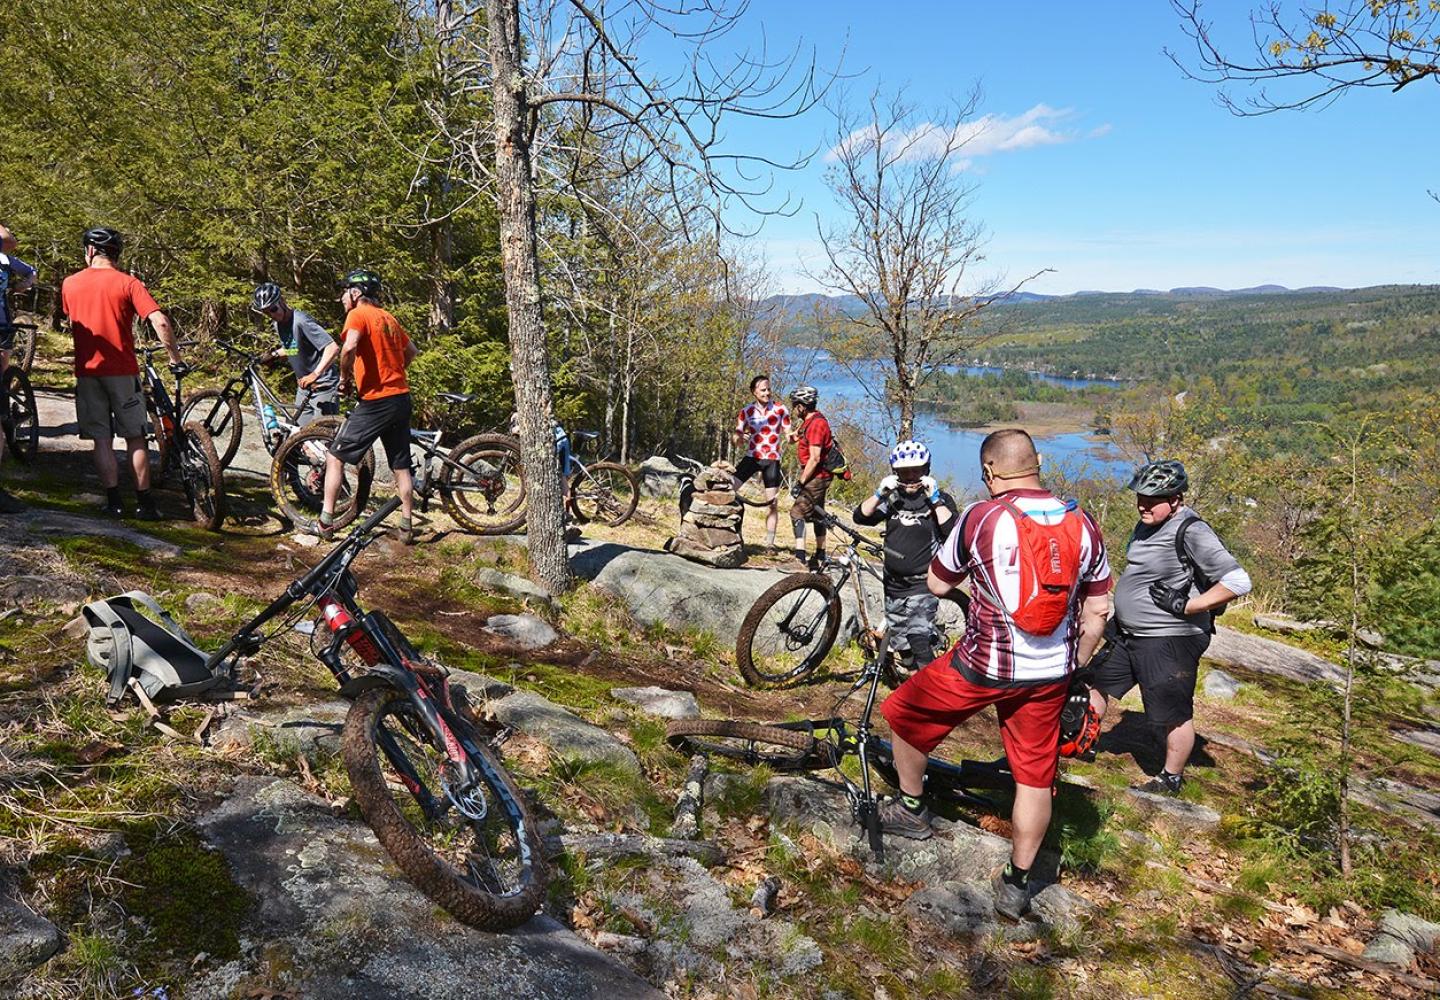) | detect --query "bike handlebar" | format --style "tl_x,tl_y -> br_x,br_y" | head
815,509 -> 882,554
203,497 -> 403,670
